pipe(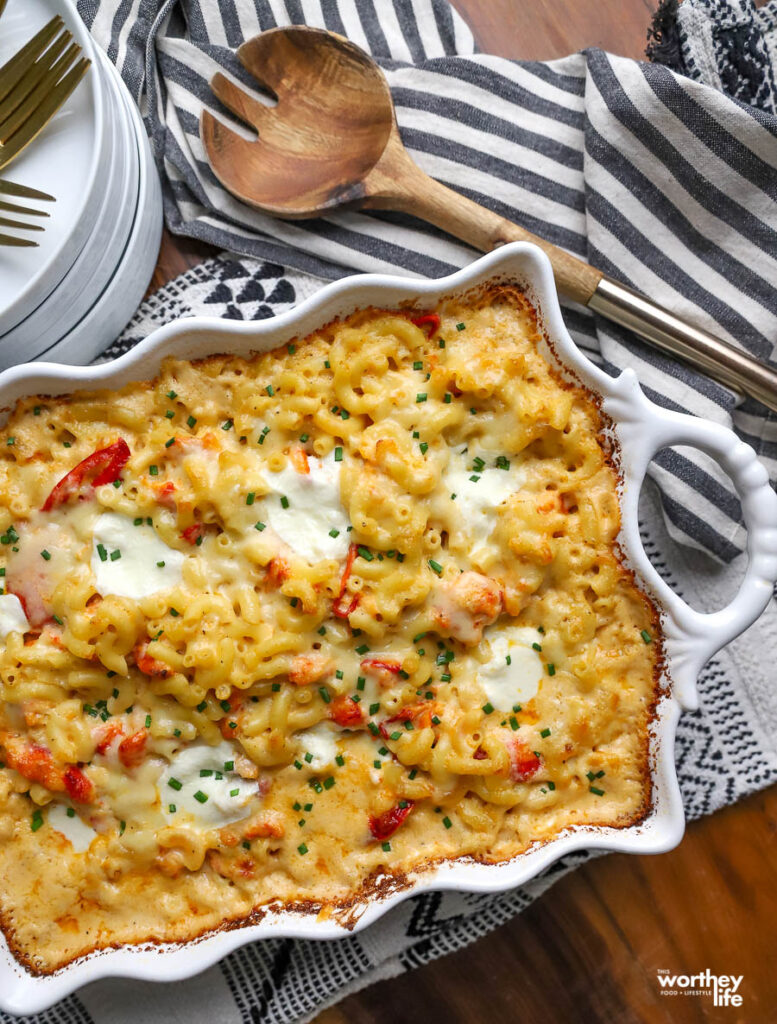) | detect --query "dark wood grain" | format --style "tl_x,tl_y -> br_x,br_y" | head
148,4 -> 777,1021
